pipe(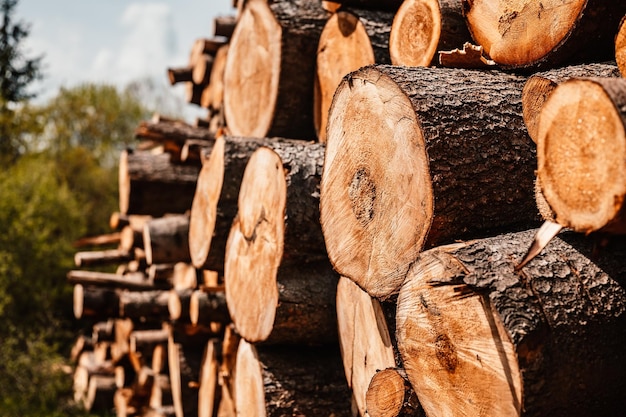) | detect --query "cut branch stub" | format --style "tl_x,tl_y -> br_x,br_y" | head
389,0 -> 470,66
396,229 -> 626,417
537,77 -> 626,234
321,65 -> 538,298
315,9 -> 392,141
462,0 -> 626,69
223,0 -> 328,139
